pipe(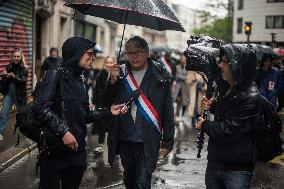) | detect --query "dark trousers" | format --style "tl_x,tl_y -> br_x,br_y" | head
119,141 -> 152,189
98,124 -> 106,144
92,120 -> 106,144
40,165 -> 85,189
205,167 -> 253,189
